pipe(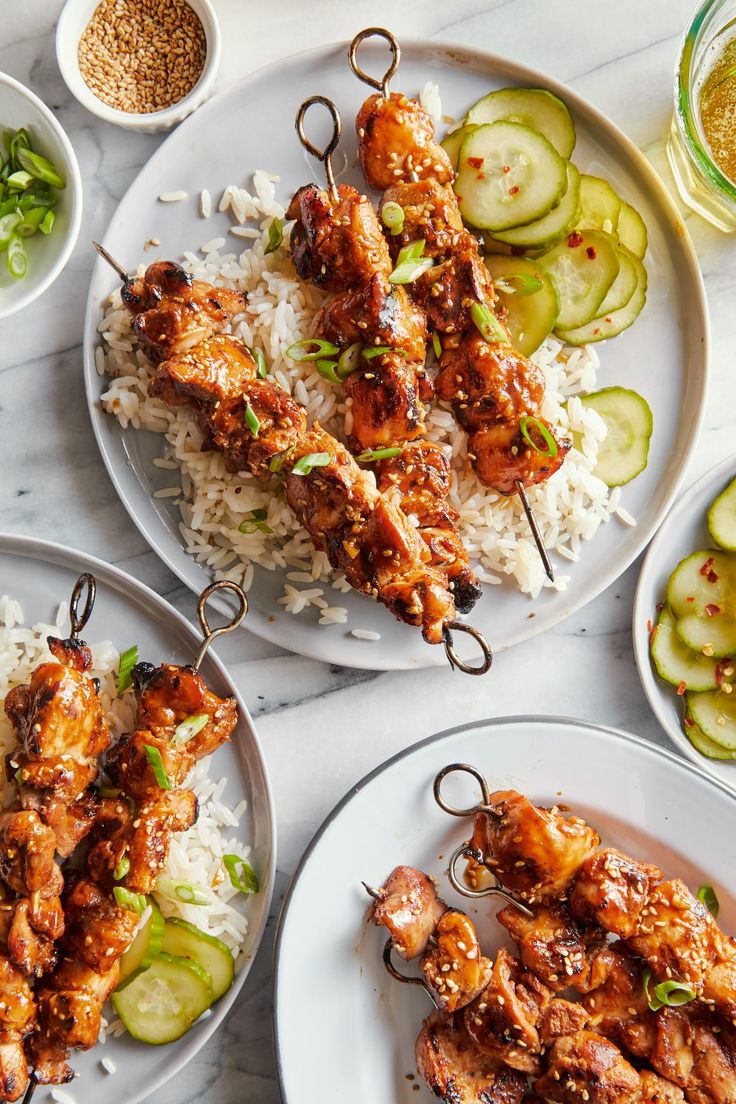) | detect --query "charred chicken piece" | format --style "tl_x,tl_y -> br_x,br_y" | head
344,351 -> 425,448
637,1070 -> 686,1104
369,865 -> 445,960
0,810 -> 62,897
6,894 -> 64,979
0,954 -> 35,1102
379,178 -> 471,261
538,996 -> 590,1045
581,943 -> 652,1043
415,1012 -> 527,1104
534,1030 -> 642,1104
413,249 -> 497,337
356,93 -> 454,192
316,273 -> 428,364
623,1006 -> 736,1104
569,847 -> 664,939
497,900 -> 591,992
60,876 -> 139,976
420,910 -> 493,1015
